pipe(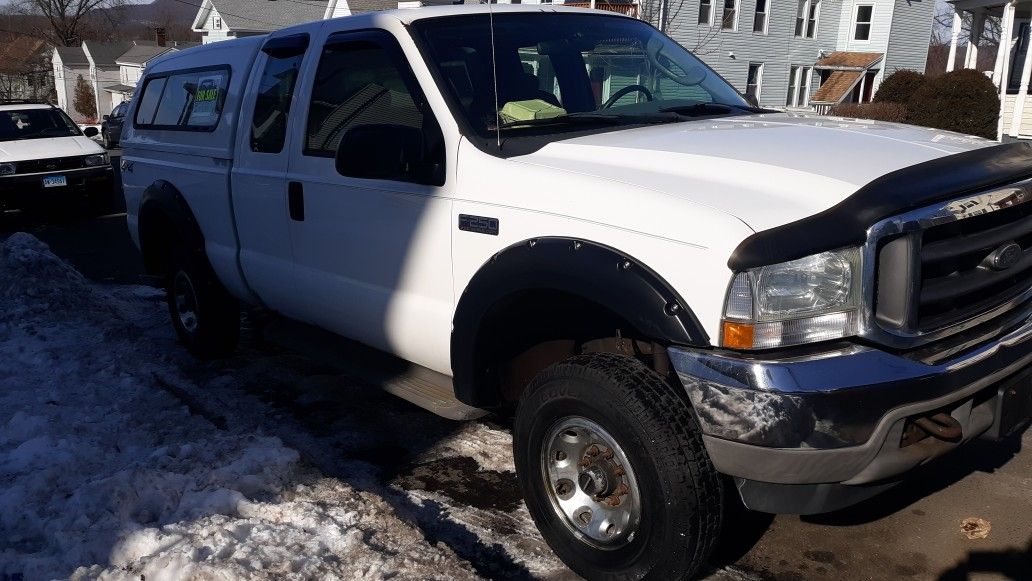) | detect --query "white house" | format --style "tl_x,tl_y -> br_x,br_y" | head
191,0 -> 328,43
52,46 -> 91,122
82,41 -> 140,117
108,44 -> 186,105
652,0 -> 935,111
192,0 -> 408,42
947,0 -> 1032,140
